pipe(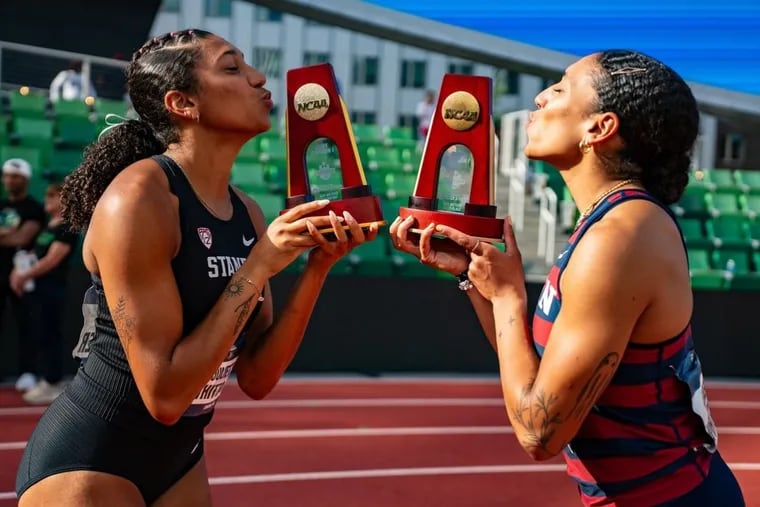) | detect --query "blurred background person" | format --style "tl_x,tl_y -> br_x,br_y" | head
48,60 -> 97,103
0,159 -> 45,392
10,182 -> 79,404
